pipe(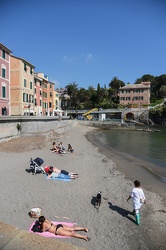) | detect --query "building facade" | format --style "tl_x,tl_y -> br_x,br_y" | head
119,82 -> 151,108
35,73 -> 54,116
0,43 -> 12,115
10,55 -> 35,115
34,75 -> 43,116
54,90 -> 60,111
